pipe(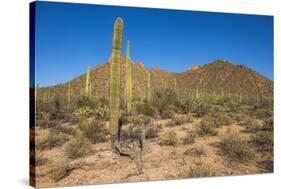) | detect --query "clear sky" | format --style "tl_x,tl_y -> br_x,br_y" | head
34,1 -> 273,87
